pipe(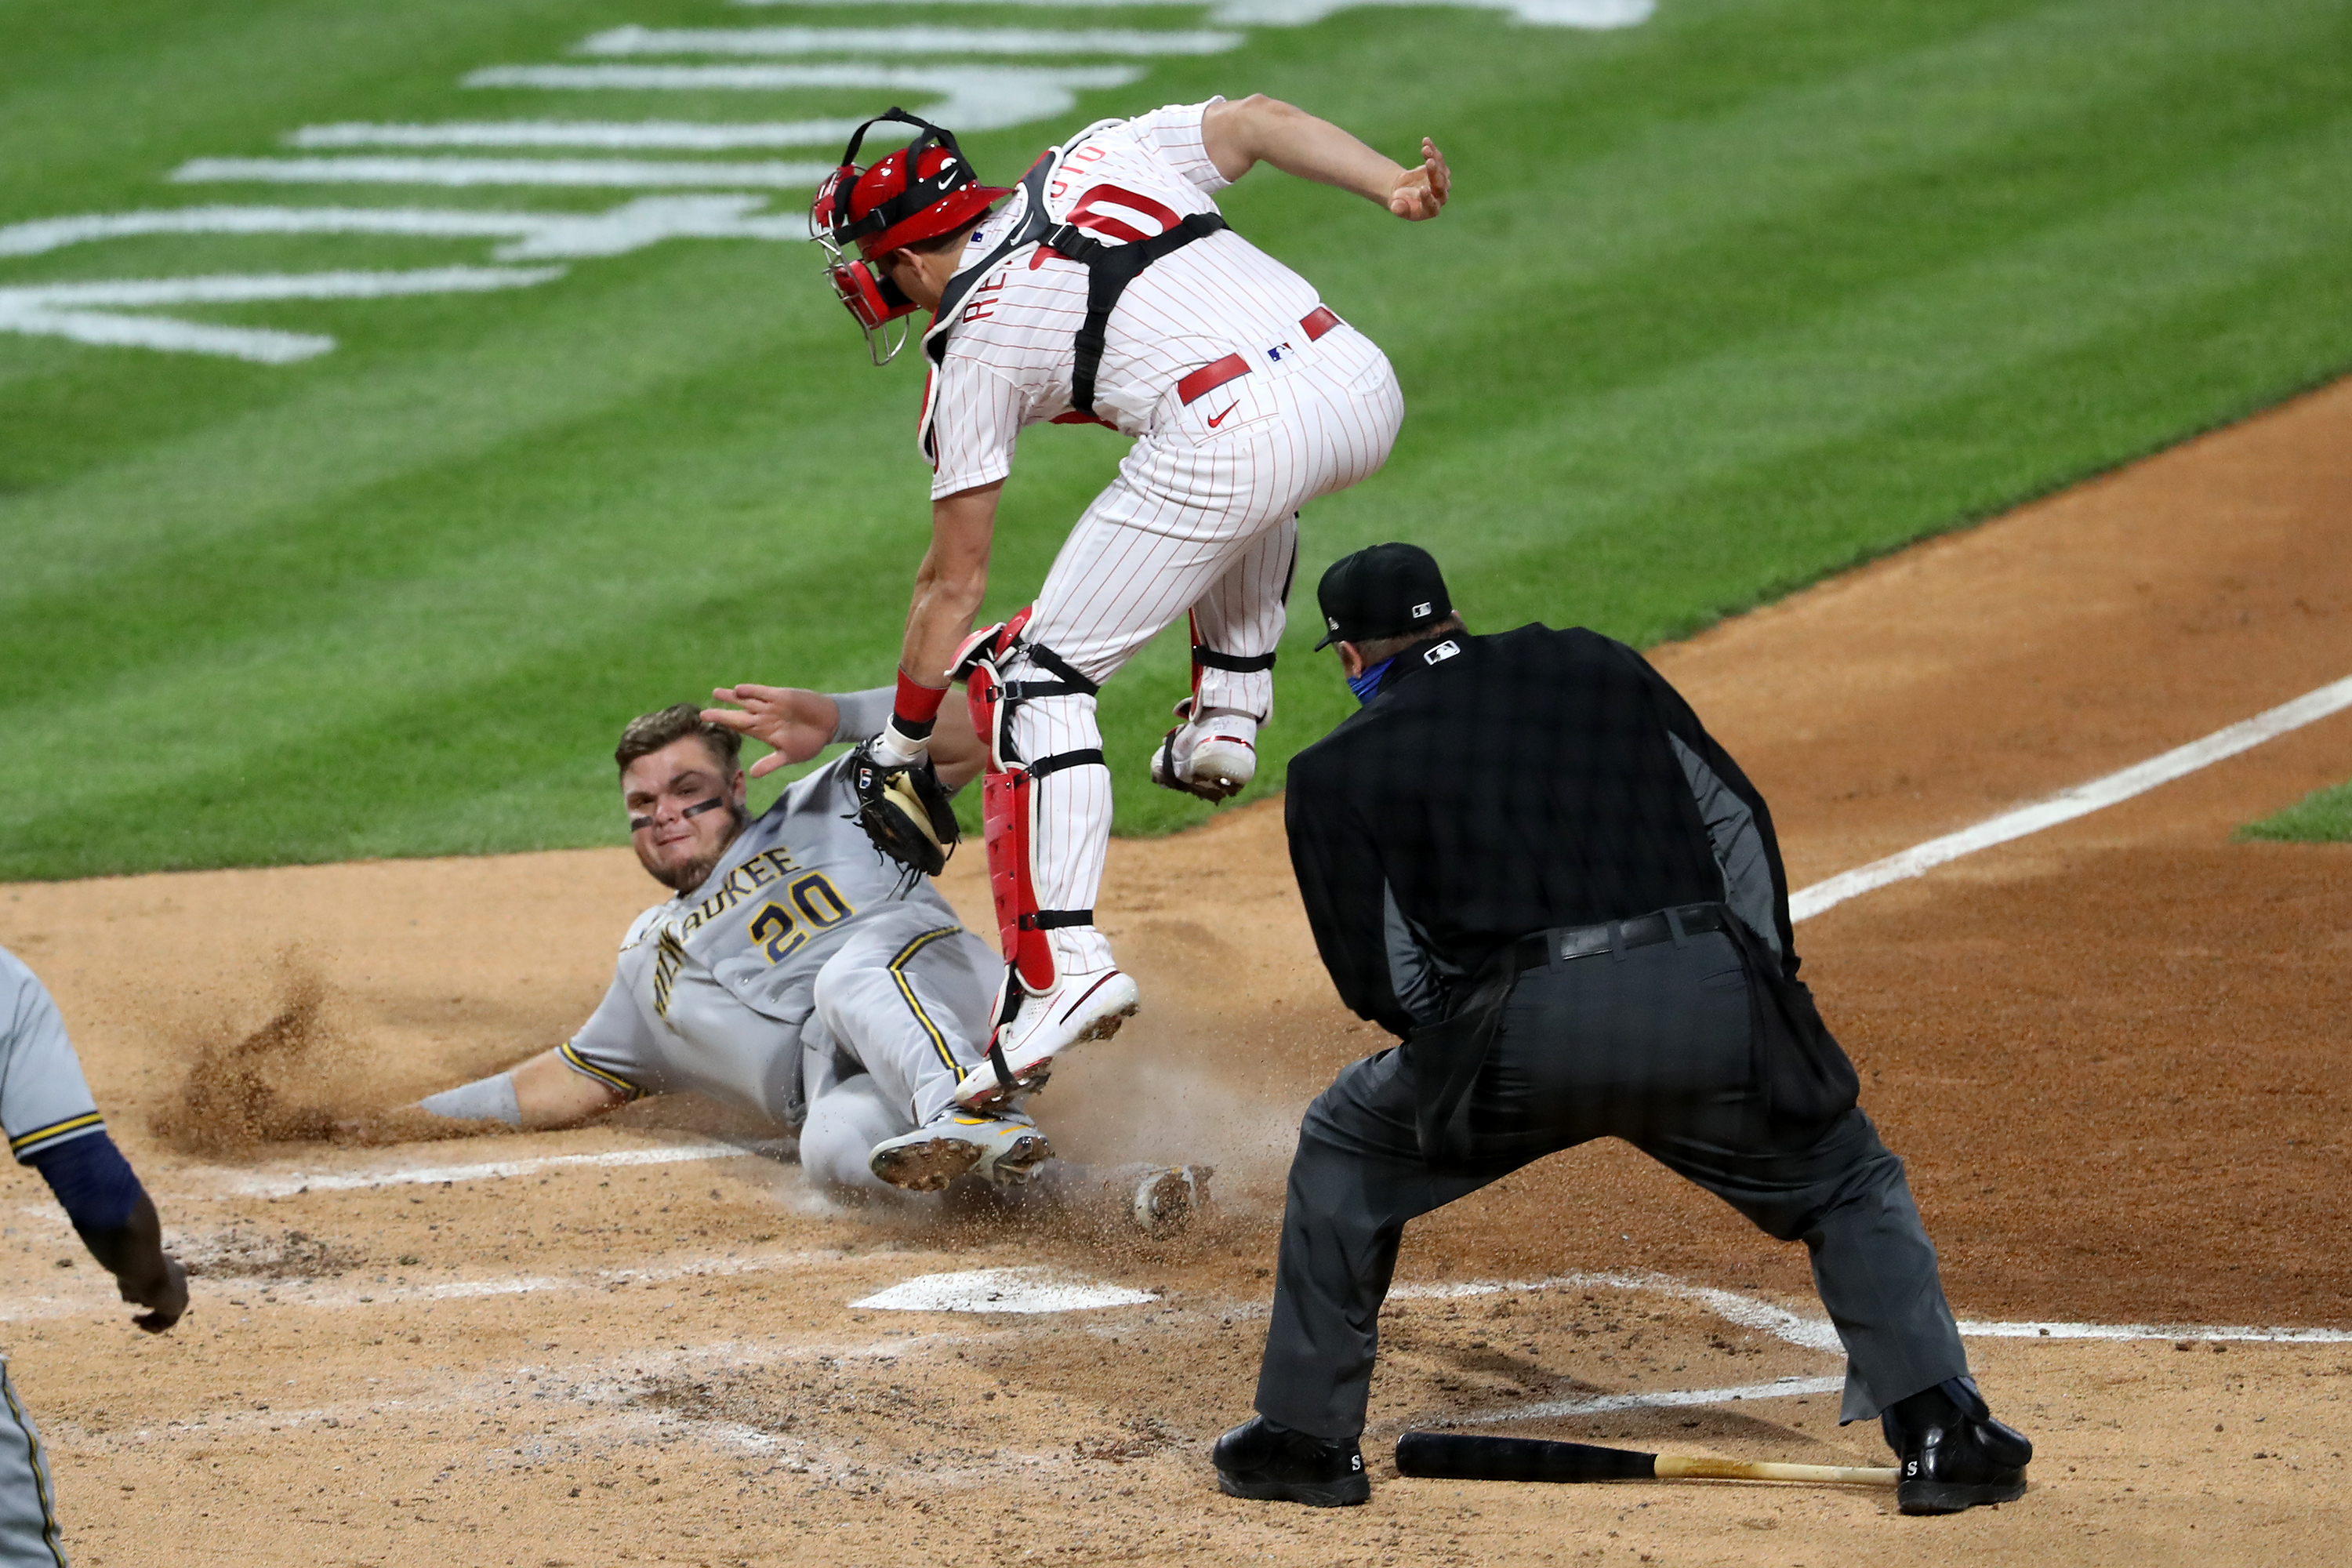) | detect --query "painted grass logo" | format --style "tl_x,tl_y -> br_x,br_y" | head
0,0 -> 1650,363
